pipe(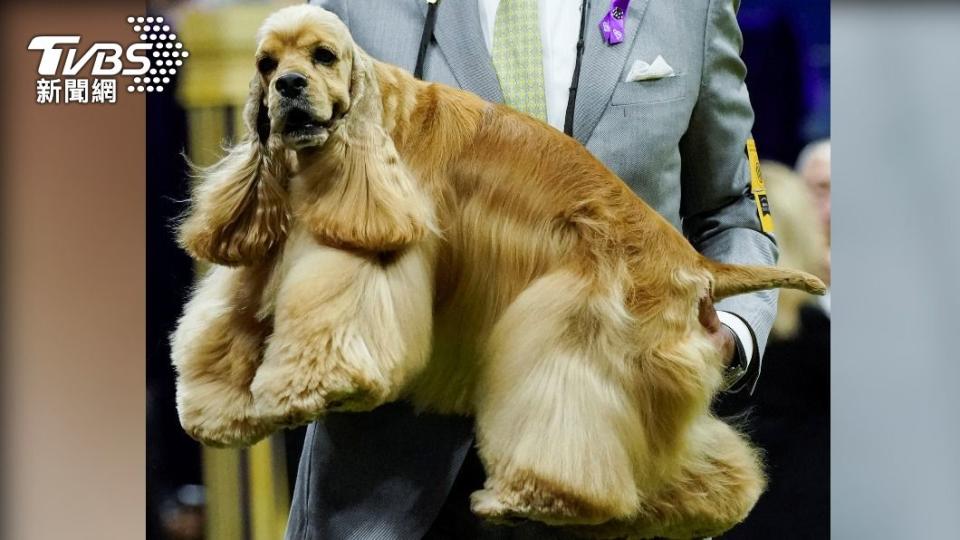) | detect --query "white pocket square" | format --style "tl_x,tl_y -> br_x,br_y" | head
625,55 -> 676,82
